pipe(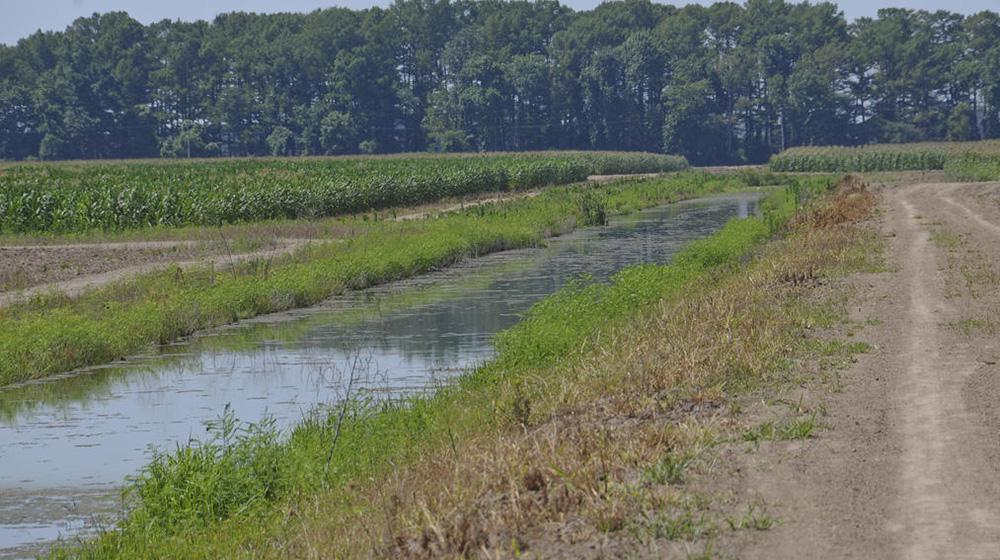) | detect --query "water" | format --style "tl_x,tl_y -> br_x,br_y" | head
0,193 -> 760,558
